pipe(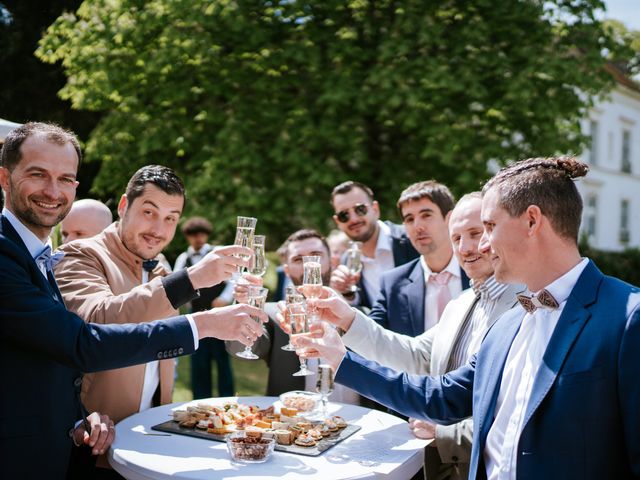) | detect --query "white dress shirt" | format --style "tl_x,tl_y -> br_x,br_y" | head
138,268 -> 160,411
484,258 -> 589,480
2,208 -> 51,278
360,220 -> 395,304
421,255 -> 463,331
